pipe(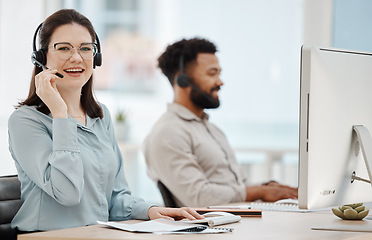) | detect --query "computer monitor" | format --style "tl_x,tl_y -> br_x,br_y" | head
298,46 -> 372,209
